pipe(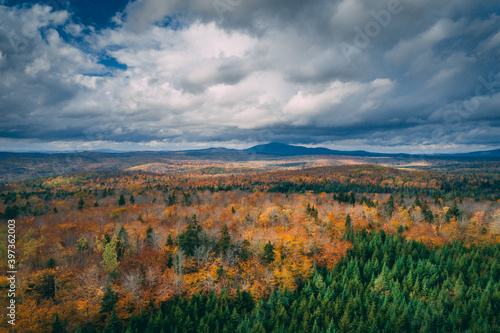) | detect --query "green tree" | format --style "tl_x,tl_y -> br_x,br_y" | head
78,198 -> 85,210
145,225 -> 155,248
345,214 -> 352,229
178,215 -> 202,256
218,225 -> 231,254
102,236 -> 119,273
166,234 -> 174,246
100,284 -> 118,314
338,309 -> 353,333
385,195 -> 395,216
51,313 -> 64,333
118,195 -> 126,206
3,205 -> 19,219
349,192 -> 356,205
168,193 -> 176,206
46,257 -> 56,269
103,309 -> 123,333
263,241 -> 275,264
